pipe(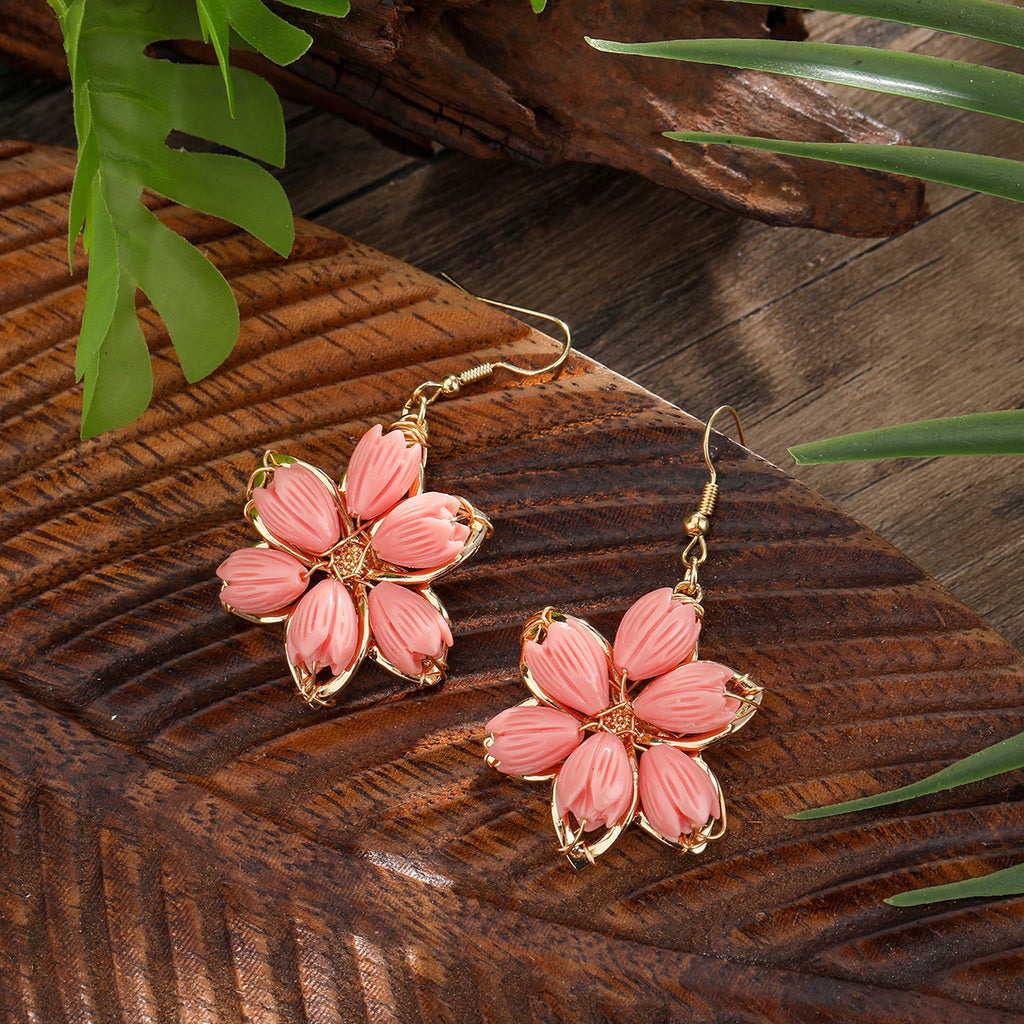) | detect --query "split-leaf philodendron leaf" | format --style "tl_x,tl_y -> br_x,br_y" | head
51,0 -> 349,438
